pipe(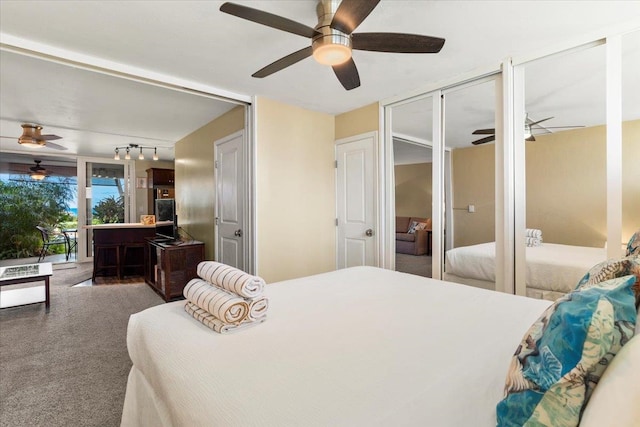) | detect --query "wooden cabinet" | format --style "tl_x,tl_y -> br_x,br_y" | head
147,168 -> 175,187
145,239 -> 204,302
